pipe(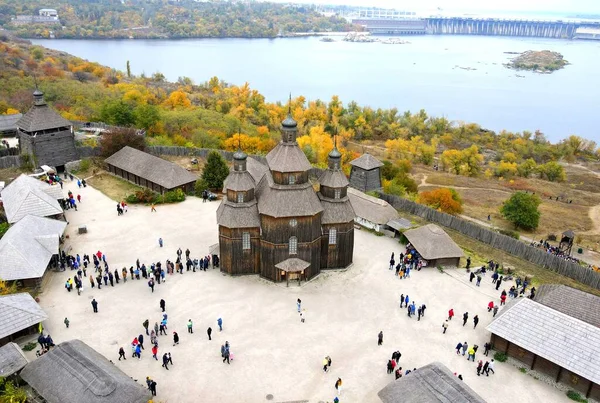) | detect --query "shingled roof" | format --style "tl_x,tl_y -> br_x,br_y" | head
0,174 -> 63,223
275,258 -> 310,272
223,171 -> 255,192
319,198 -> 355,224
403,224 -> 463,261
378,362 -> 486,403
105,146 -> 197,190
350,153 -> 384,170
0,293 -> 48,341
318,169 -> 349,188
217,200 -> 260,228
533,284 -> 600,328
16,90 -> 71,133
0,342 -> 28,377
256,172 -> 323,218
347,187 -> 398,225
246,157 -> 268,183
486,298 -> 600,385
266,142 -> 312,173
0,215 -> 67,281
20,339 -> 151,403
0,113 -> 22,134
